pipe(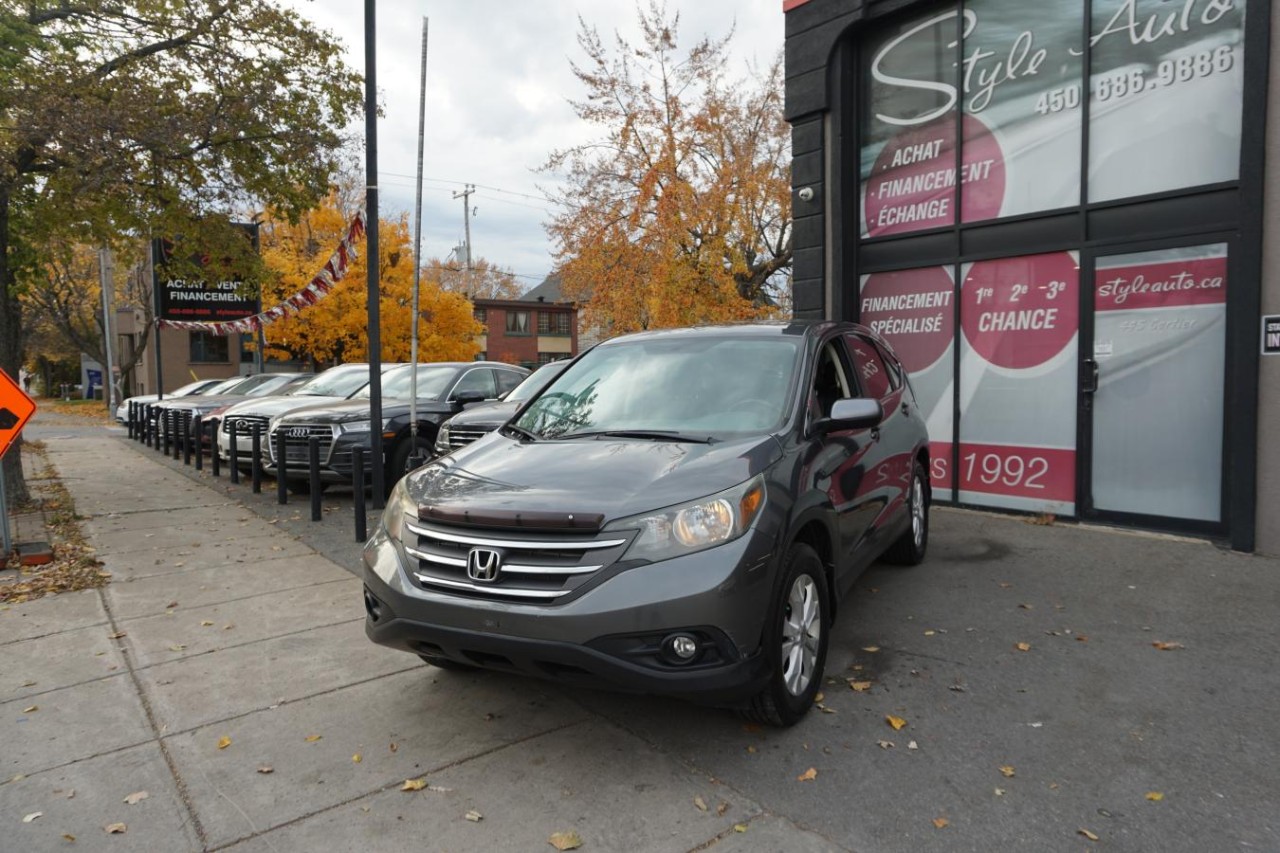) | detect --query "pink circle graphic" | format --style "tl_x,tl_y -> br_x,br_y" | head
864,114 -> 1006,237
859,268 -> 955,374
961,253 -> 1079,370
